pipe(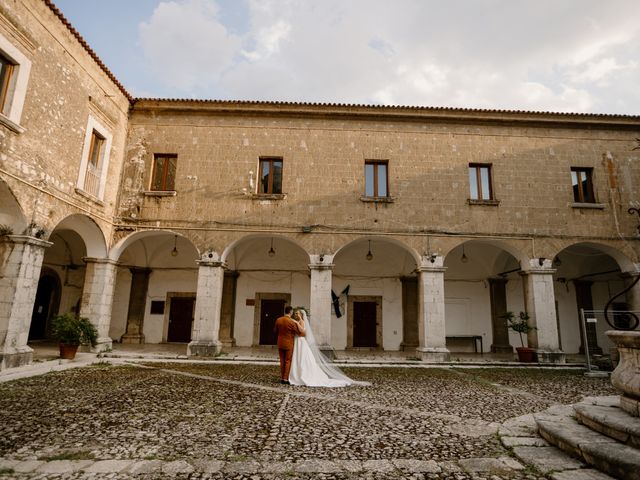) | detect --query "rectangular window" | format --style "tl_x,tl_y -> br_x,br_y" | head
258,157 -> 283,194
151,154 -> 178,191
83,130 -> 105,197
0,53 -> 14,115
469,163 -> 493,200
365,160 -> 388,197
571,167 -> 595,203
